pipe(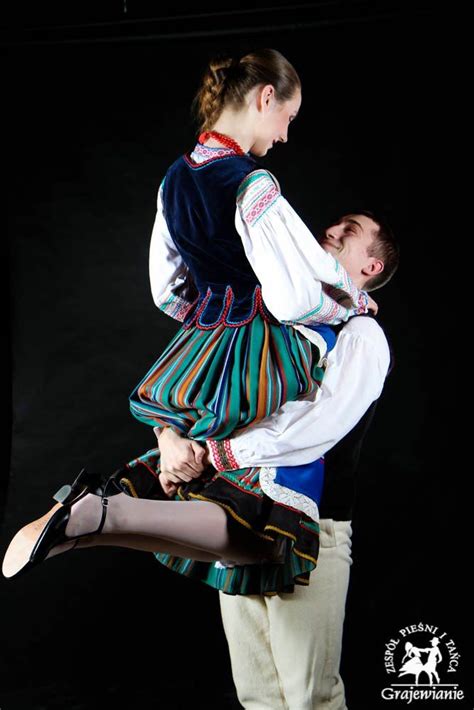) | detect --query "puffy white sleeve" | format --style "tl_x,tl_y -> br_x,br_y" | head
234,169 -> 369,325
148,177 -> 198,321
206,317 -> 391,470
